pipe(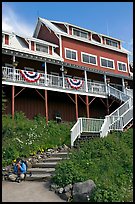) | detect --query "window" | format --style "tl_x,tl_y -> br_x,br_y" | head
36,44 -> 48,53
117,61 -> 127,72
105,39 -> 118,48
73,28 -> 88,39
81,52 -> 97,65
65,48 -> 78,61
100,57 -> 114,69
